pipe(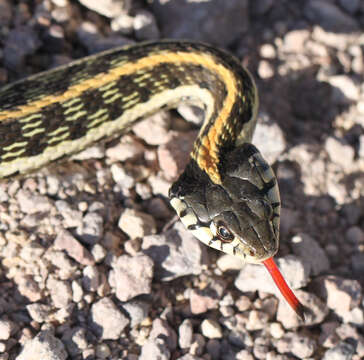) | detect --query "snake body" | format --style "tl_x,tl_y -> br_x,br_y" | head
0,40 -> 280,263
